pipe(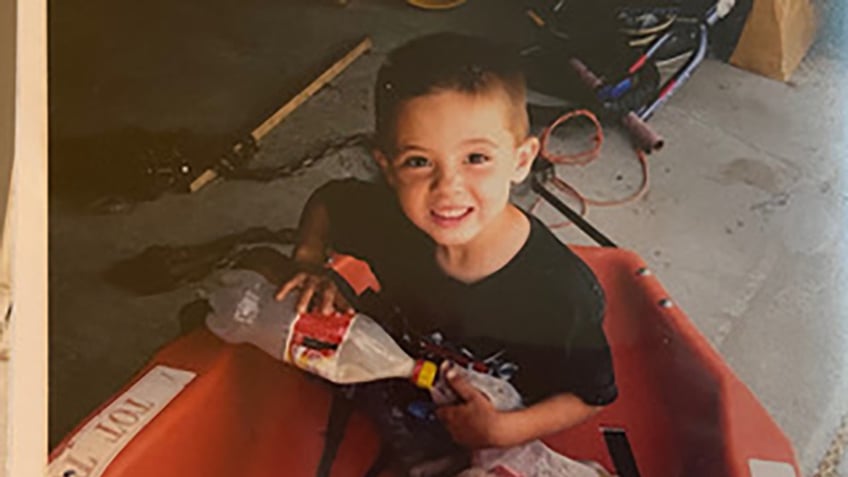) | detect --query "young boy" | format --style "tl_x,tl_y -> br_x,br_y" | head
277,33 -> 617,476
